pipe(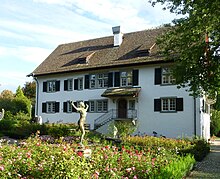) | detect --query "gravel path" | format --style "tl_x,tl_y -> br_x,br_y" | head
186,139 -> 220,179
